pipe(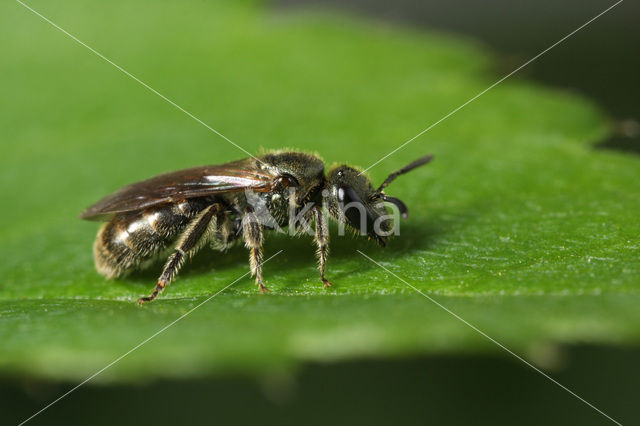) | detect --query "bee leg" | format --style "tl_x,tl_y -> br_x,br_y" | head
314,206 -> 332,288
242,211 -> 268,293
138,204 -> 219,304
